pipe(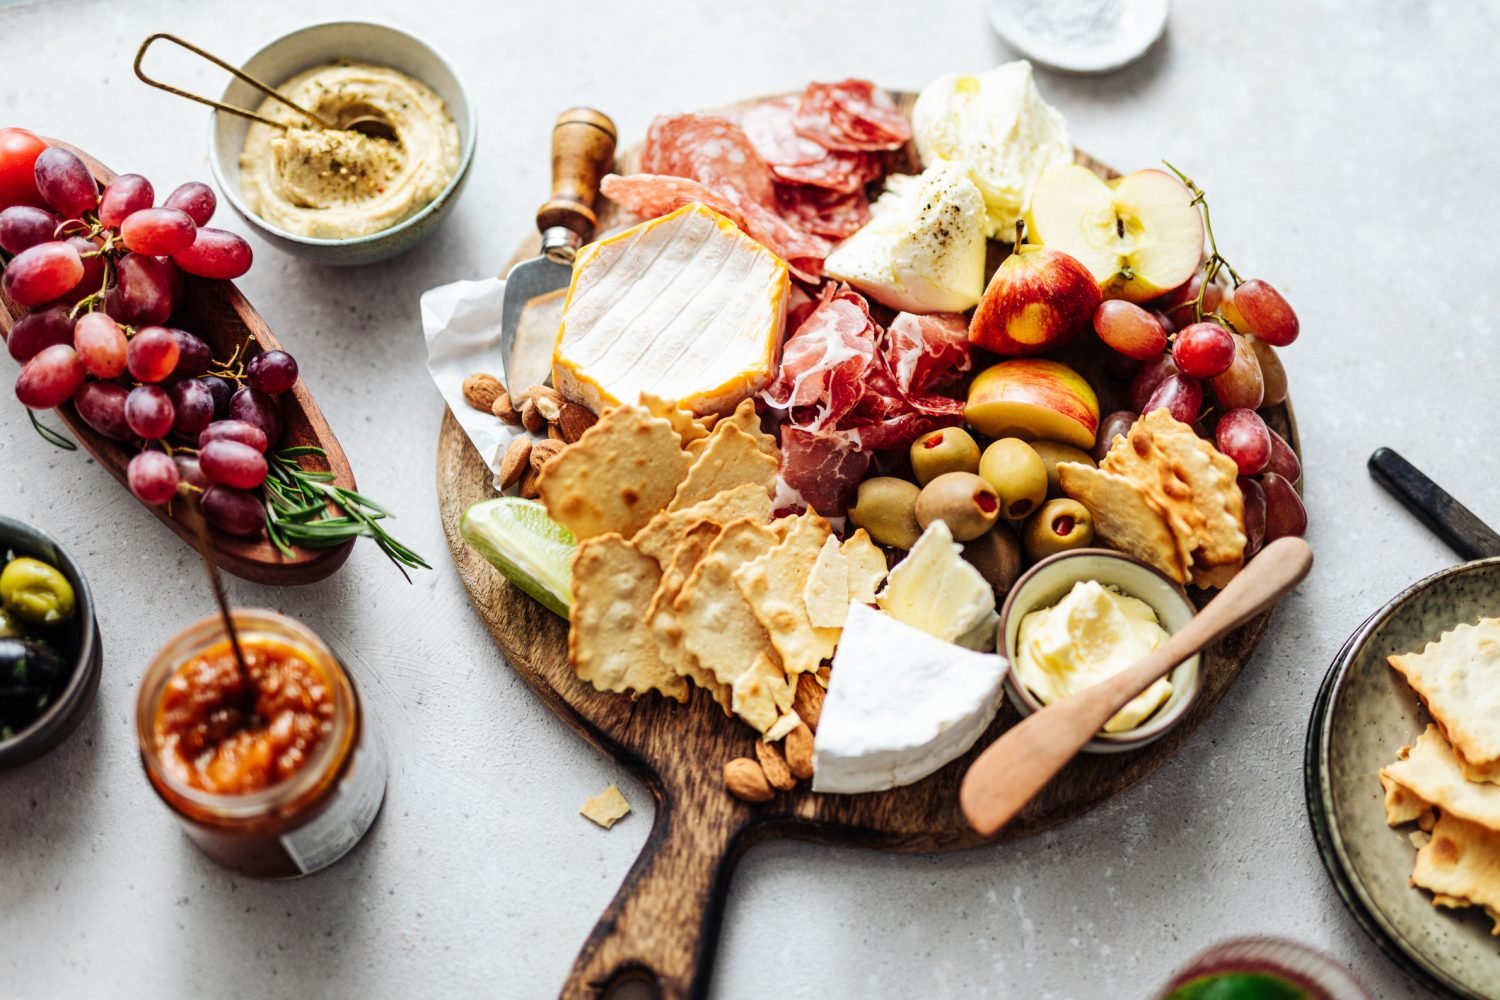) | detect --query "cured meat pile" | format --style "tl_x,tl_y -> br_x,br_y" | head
763,286 -> 971,516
